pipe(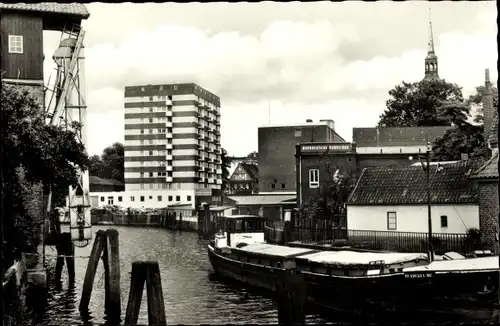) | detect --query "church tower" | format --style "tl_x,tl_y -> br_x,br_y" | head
424,8 -> 439,81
